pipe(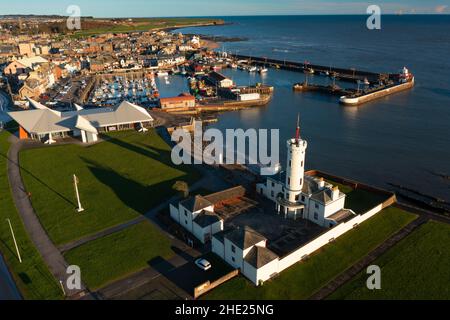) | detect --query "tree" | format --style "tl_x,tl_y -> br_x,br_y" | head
173,181 -> 189,198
